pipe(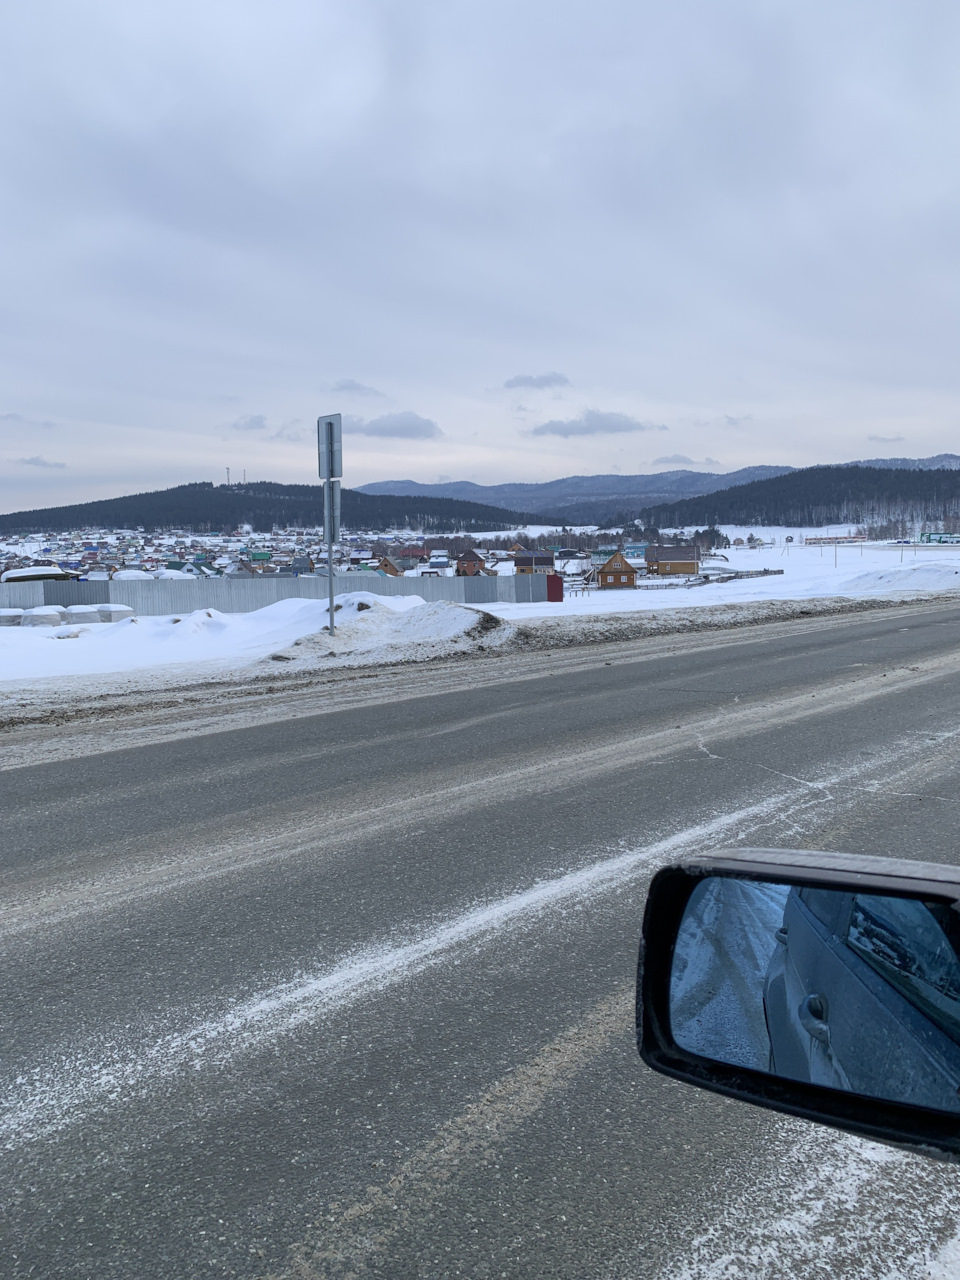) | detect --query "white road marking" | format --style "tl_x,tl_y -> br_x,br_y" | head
1,782 -> 838,1150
